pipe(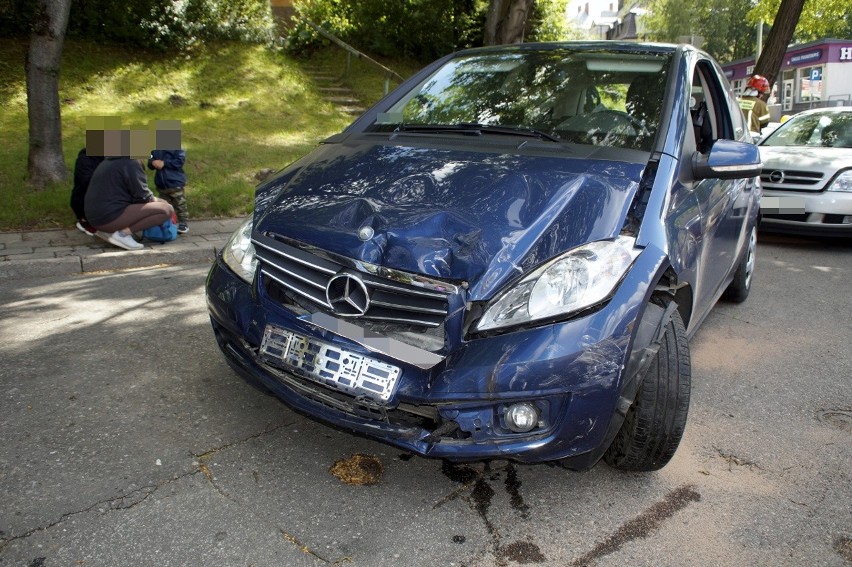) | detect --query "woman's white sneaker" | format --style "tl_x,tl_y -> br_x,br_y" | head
107,230 -> 144,250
